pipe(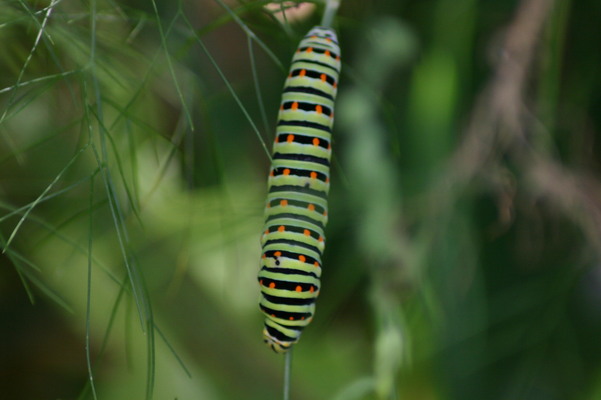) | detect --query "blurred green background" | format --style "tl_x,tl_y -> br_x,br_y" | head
1,0 -> 601,399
